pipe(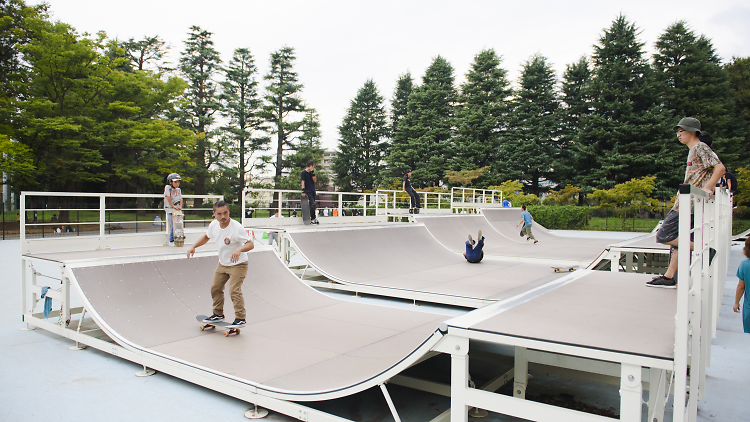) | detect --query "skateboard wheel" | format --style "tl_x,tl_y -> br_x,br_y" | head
200,326 -> 205,331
